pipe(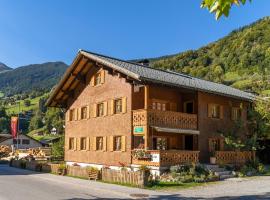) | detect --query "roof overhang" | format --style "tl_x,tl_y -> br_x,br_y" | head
46,50 -> 141,108
151,126 -> 200,135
